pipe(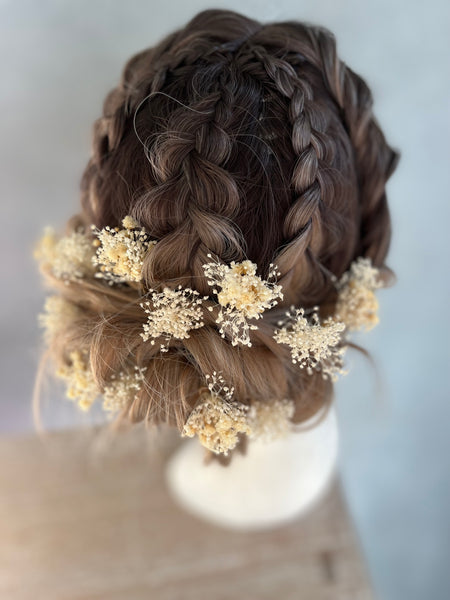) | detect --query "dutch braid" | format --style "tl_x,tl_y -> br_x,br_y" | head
242,44 -> 353,306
